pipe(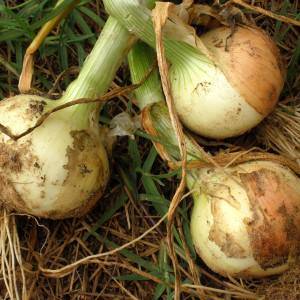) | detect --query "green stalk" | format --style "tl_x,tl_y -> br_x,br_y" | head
57,0 -> 159,127
58,17 -> 134,125
128,41 -> 205,164
128,41 -> 164,109
103,0 -> 208,66
61,18 -> 130,101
